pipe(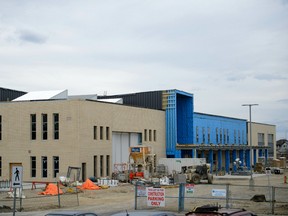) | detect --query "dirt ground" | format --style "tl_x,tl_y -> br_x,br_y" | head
1,170 -> 288,216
